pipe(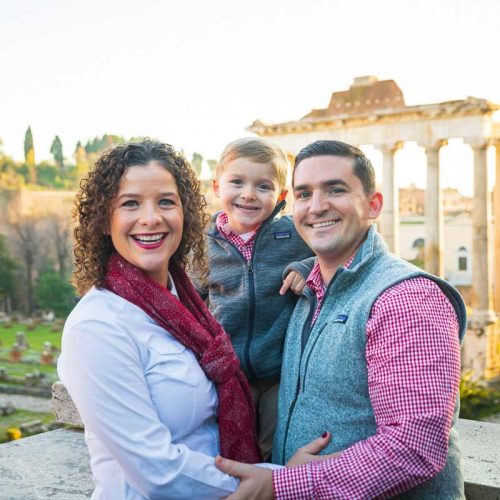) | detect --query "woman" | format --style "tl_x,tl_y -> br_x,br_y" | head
58,139 -> 260,499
